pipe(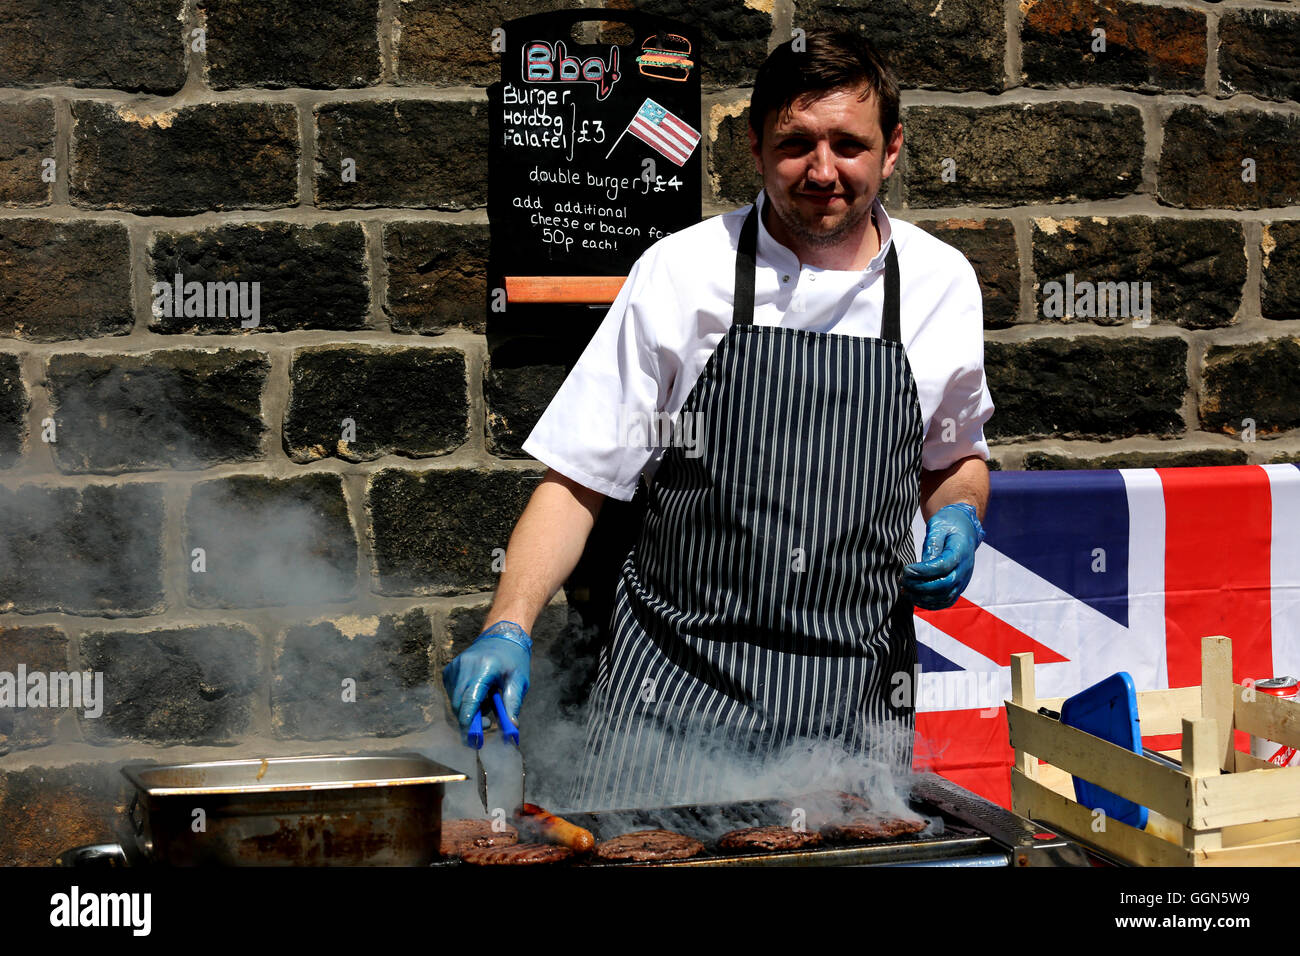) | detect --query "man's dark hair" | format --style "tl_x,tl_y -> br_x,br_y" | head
749,29 -> 900,147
